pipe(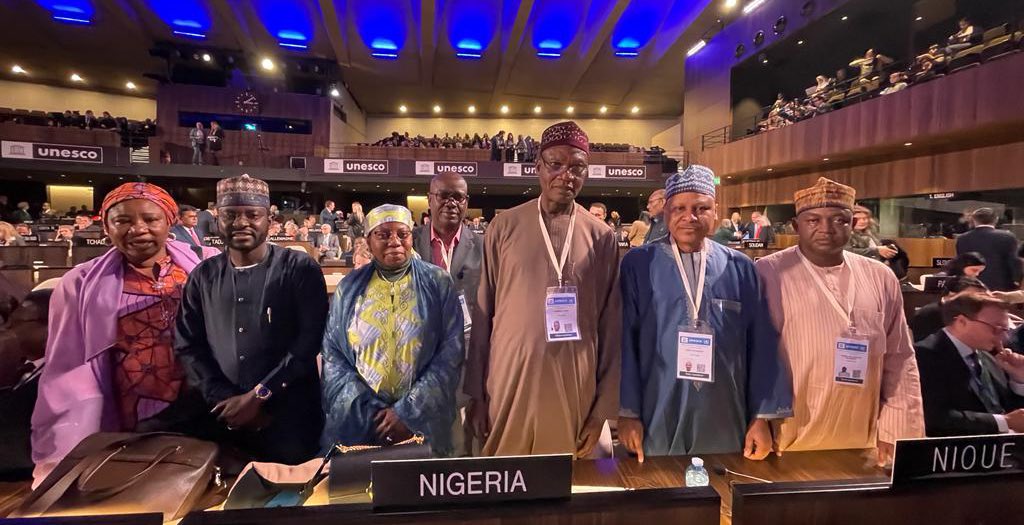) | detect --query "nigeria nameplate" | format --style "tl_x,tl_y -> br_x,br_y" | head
891,434 -> 1024,486
371,454 -> 572,509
